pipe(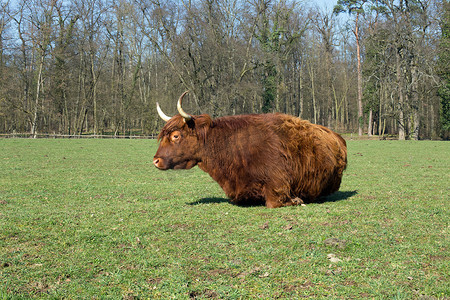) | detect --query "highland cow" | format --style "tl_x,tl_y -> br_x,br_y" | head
153,91 -> 347,208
